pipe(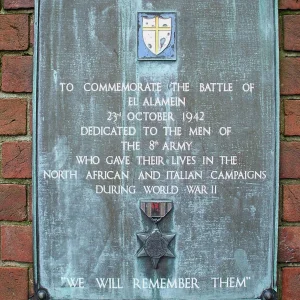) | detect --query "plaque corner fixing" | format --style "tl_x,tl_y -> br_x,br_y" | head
30,287 -> 50,300
260,288 -> 277,300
